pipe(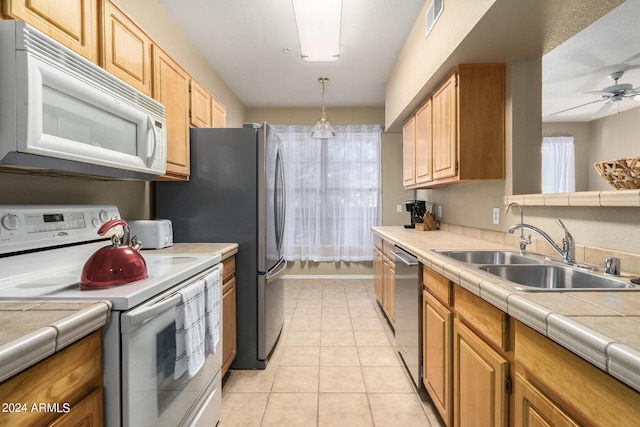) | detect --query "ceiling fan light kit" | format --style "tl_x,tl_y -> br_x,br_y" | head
292,0 -> 342,62
311,77 -> 337,139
